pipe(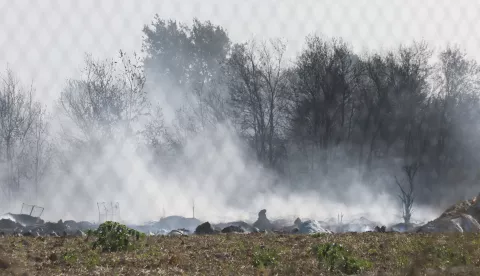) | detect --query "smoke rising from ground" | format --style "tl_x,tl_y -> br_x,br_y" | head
1,18 -> 477,227
2,63 -> 435,227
